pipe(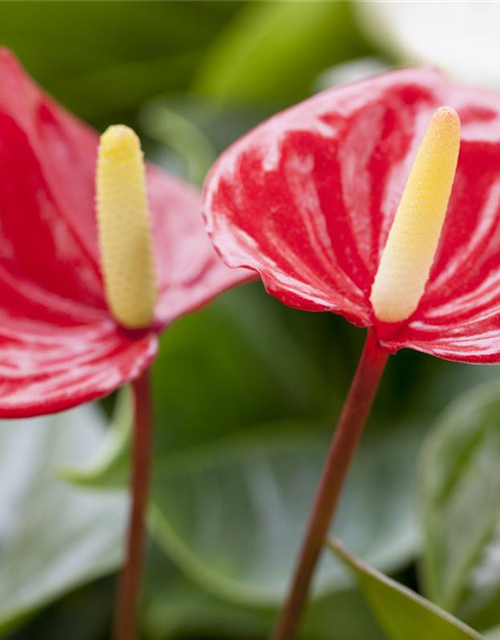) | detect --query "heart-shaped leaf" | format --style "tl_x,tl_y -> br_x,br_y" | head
149,418 -> 421,605
63,287 -> 500,611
